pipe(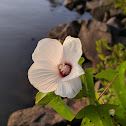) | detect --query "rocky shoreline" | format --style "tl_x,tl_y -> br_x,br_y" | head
8,0 -> 126,125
